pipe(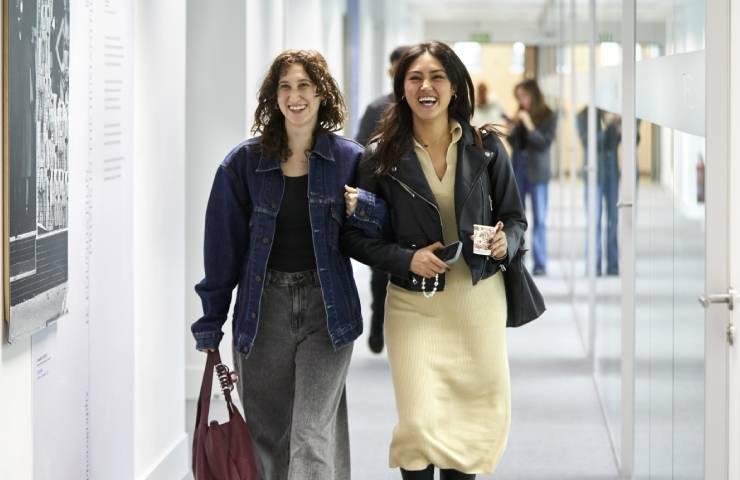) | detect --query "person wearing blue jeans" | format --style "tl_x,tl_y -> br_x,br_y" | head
577,108 -> 629,275
507,79 -> 557,275
512,151 -> 549,273
192,50 -> 382,480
